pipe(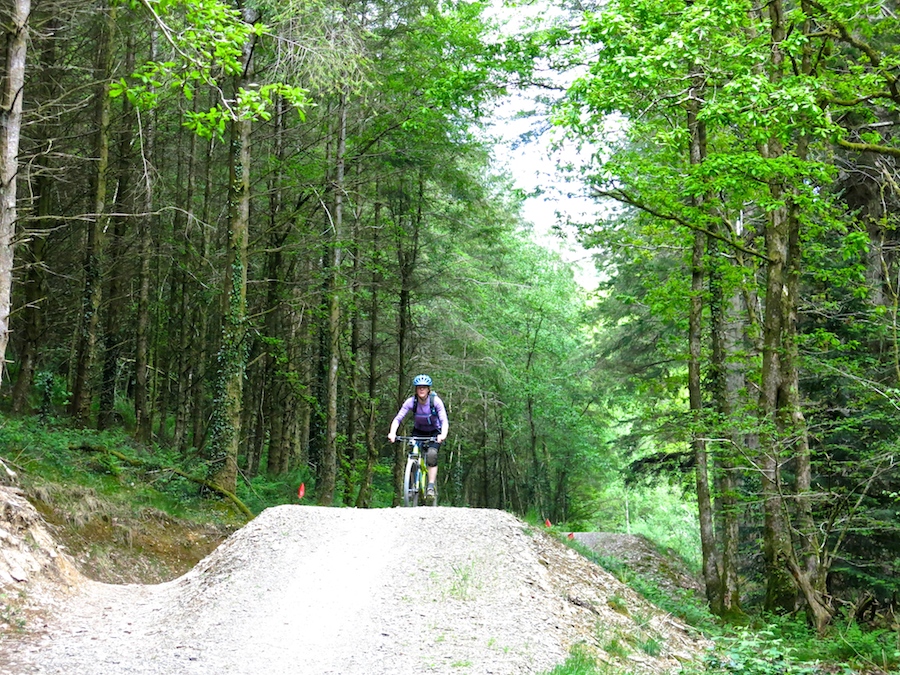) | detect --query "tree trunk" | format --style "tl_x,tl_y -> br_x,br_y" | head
783,7 -> 834,631
99,32 -> 136,430
263,97 -> 289,476
134,178 -> 153,440
757,0 -> 800,613
319,91 -> 348,506
691,225 -> 722,611
0,0 -> 29,389
343,197 -> 363,505
11,11 -> 52,413
71,2 -> 115,426
390,171 -> 424,505
190,126 -> 215,451
173,117 -> 198,450
210,11 -> 257,493
134,28 -> 157,443
393,271 -> 410,506
356,201 -> 381,508
708,243 -> 747,619
525,314 -> 545,518
685,63 -> 723,612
